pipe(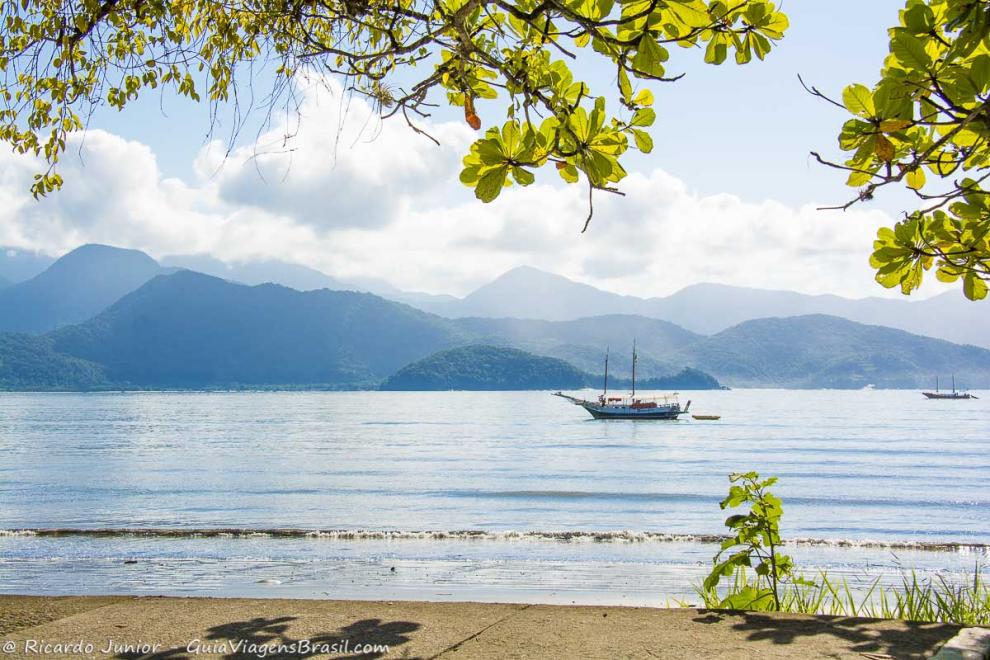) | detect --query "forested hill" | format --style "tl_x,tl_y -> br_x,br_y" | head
683,315 -> 990,389
0,334 -> 108,390
379,346 -> 726,391
380,345 -> 589,390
